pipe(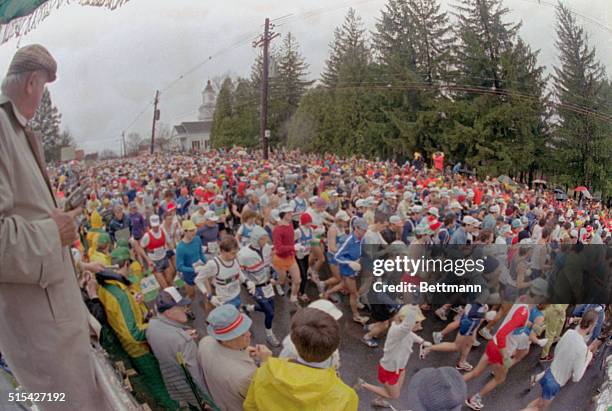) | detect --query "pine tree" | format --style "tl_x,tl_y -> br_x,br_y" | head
407,0 -> 453,84
211,77 -> 233,147
552,2 -> 610,195
372,0 -> 416,75
321,8 -> 371,86
453,0 -> 520,90
272,32 -> 313,144
30,88 -> 62,162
